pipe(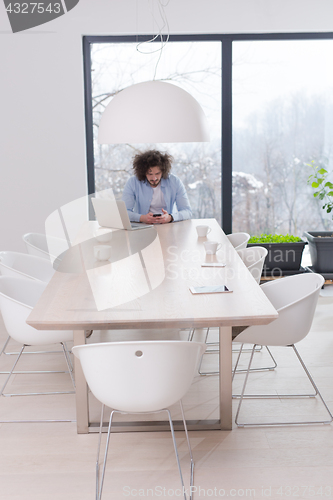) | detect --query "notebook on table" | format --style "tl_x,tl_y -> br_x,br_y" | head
91,198 -> 153,231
